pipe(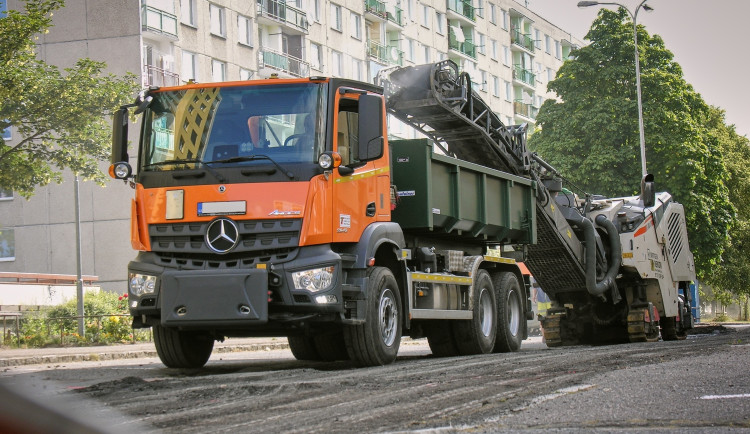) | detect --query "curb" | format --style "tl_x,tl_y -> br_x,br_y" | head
0,342 -> 290,368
